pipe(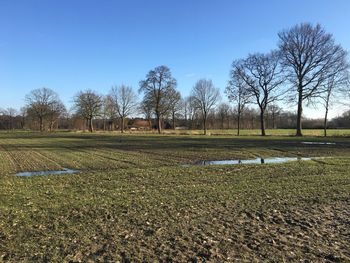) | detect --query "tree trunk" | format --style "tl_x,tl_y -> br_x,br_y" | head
172,111 -> 176,130
156,113 -> 162,134
324,107 -> 328,137
49,121 -> 53,132
21,117 -> 25,129
203,115 -> 207,135
121,117 -> 125,133
237,112 -> 241,136
39,116 -> 43,132
266,112 -> 269,129
260,110 -> 266,136
89,118 -> 94,132
296,88 -> 303,136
